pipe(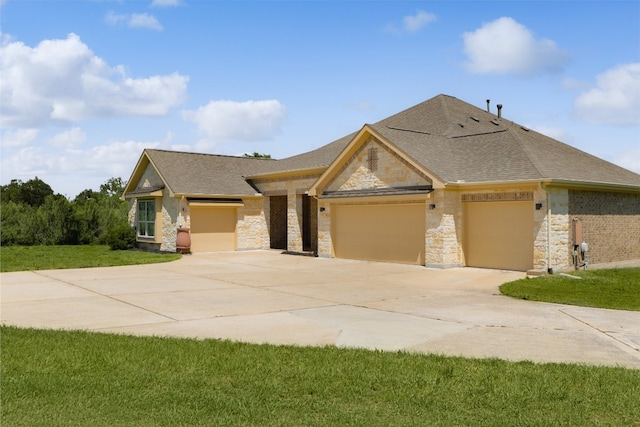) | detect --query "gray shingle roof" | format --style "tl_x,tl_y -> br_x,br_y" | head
370,94 -> 640,186
131,94 -> 640,196
144,150 -> 276,196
